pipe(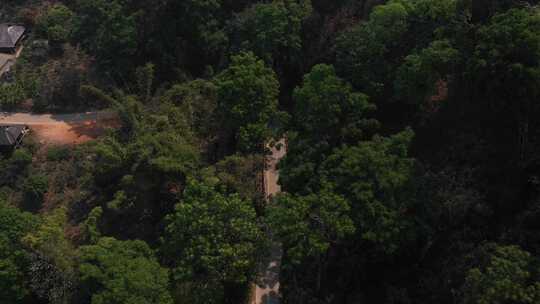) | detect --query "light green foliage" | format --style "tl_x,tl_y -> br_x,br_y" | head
369,1 -> 410,42
215,52 -> 282,153
464,244 -> 540,304
0,201 -> 36,244
94,122 -> 200,188
0,63 -> 40,109
0,201 -> 36,302
163,181 -> 264,302
10,148 -> 32,169
38,4 -> 75,44
23,208 -> 74,271
268,189 -> 355,263
79,237 -> 172,304
229,0 -> 312,64
46,145 -> 72,162
86,90 -> 201,239
320,129 -> 415,253
0,83 -> 25,108
83,207 -> 103,244
395,39 -> 459,104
